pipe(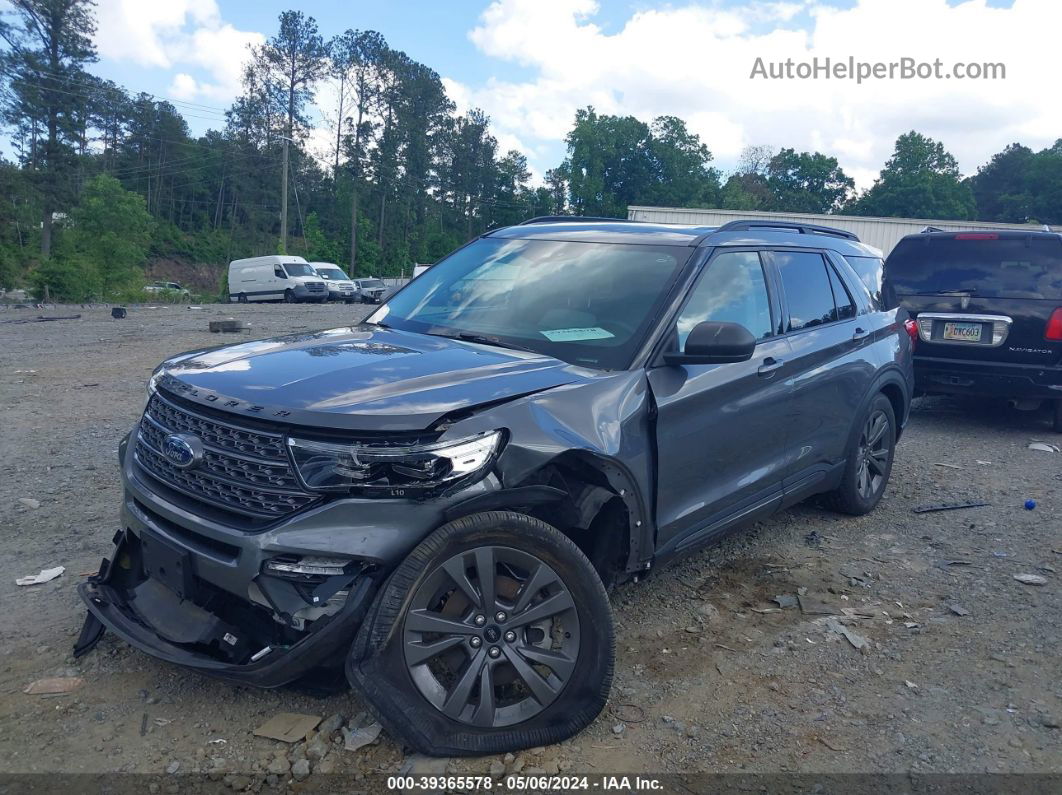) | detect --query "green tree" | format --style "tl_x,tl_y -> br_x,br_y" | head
489,149 -> 532,228
562,109 -> 720,216
849,131 -> 975,219
251,10 -> 329,251
765,148 -> 853,213
969,143 -> 1034,223
563,107 -> 653,217
303,212 -> 342,265
1024,140 -> 1062,226
645,115 -> 720,208
720,173 -> 771,210
0,0 -> 98,256
332,29 -> 385,270
63,173 -> 154,292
